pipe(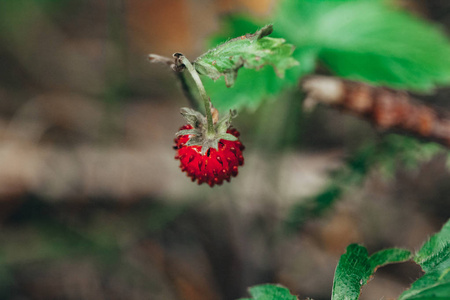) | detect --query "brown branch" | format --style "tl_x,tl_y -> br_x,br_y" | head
302,76 -> 450,149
